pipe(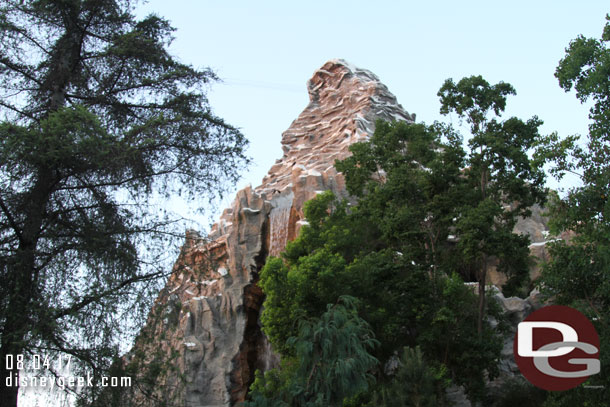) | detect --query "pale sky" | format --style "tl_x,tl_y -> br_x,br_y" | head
135,0 -> 608,230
